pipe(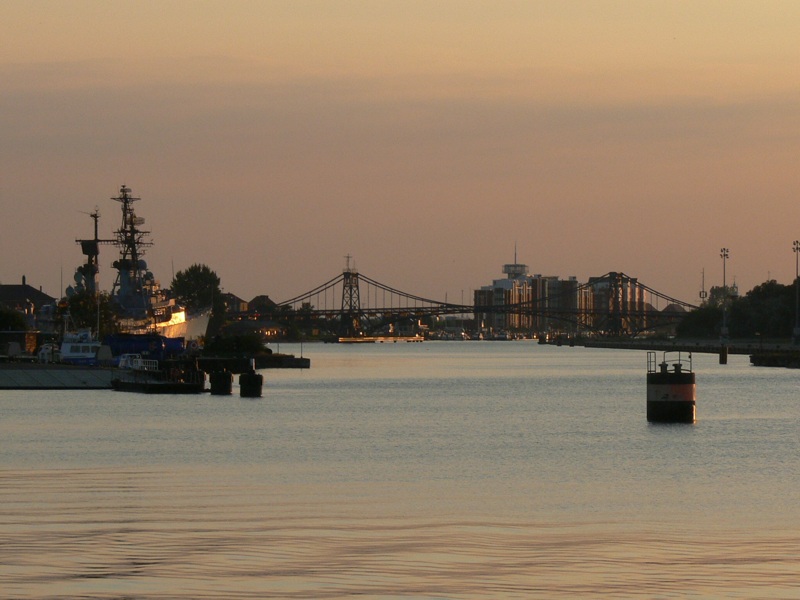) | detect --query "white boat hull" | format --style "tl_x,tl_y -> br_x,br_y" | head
120,310 -> 210,340
156,309 -> 211,340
